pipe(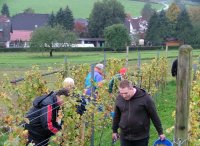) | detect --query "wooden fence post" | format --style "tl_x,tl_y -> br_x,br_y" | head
104,50 -> 106,77
63,56 -> 69,78
174,45 -> 193,146
90,64 -> 95,146
137,48 -> 141,87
